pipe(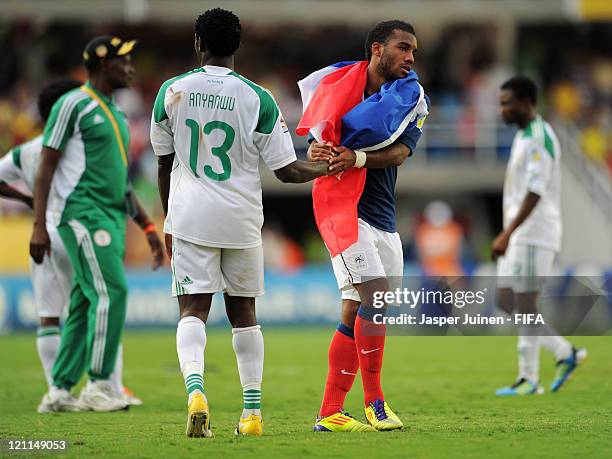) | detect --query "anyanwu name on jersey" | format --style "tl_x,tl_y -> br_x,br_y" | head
188,92 -> 235,111
150,65 -> 297,249
503,115 -> 562,252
